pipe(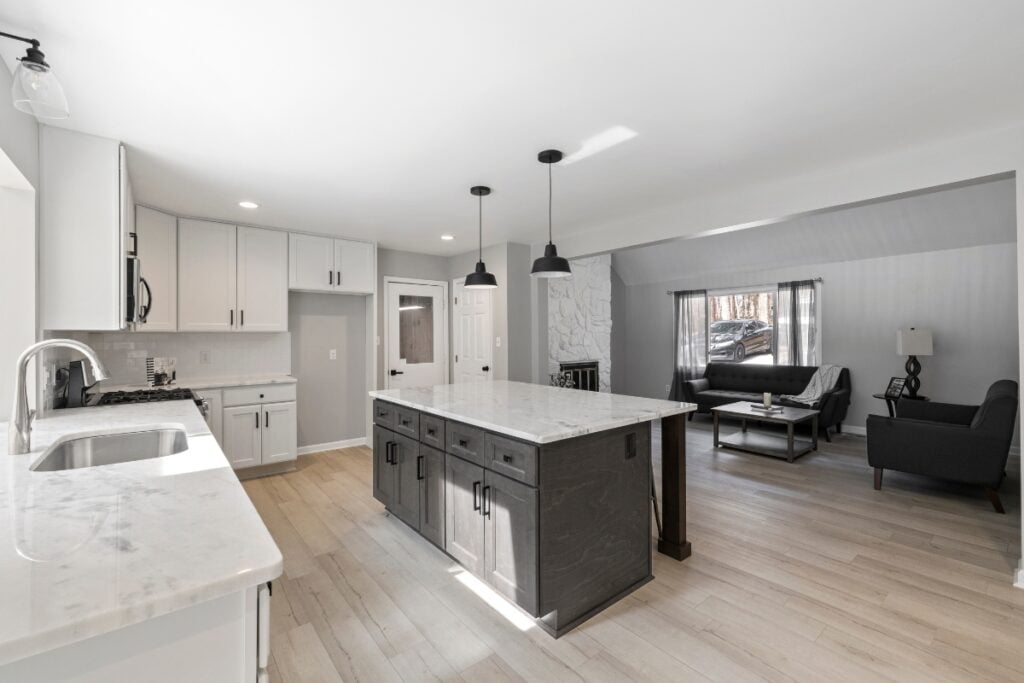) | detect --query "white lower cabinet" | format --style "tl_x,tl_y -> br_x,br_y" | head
221,383 -> 297,471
